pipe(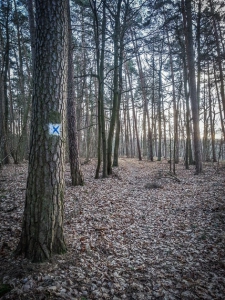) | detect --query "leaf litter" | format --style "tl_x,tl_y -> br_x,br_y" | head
0,158 -> 225,299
